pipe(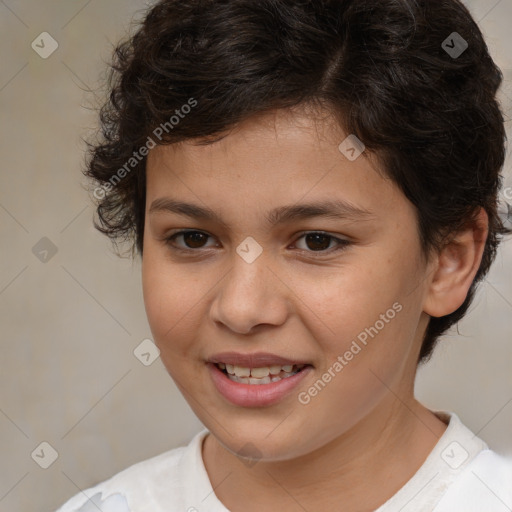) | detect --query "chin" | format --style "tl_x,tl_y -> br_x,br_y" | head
210,425 -> 310,463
